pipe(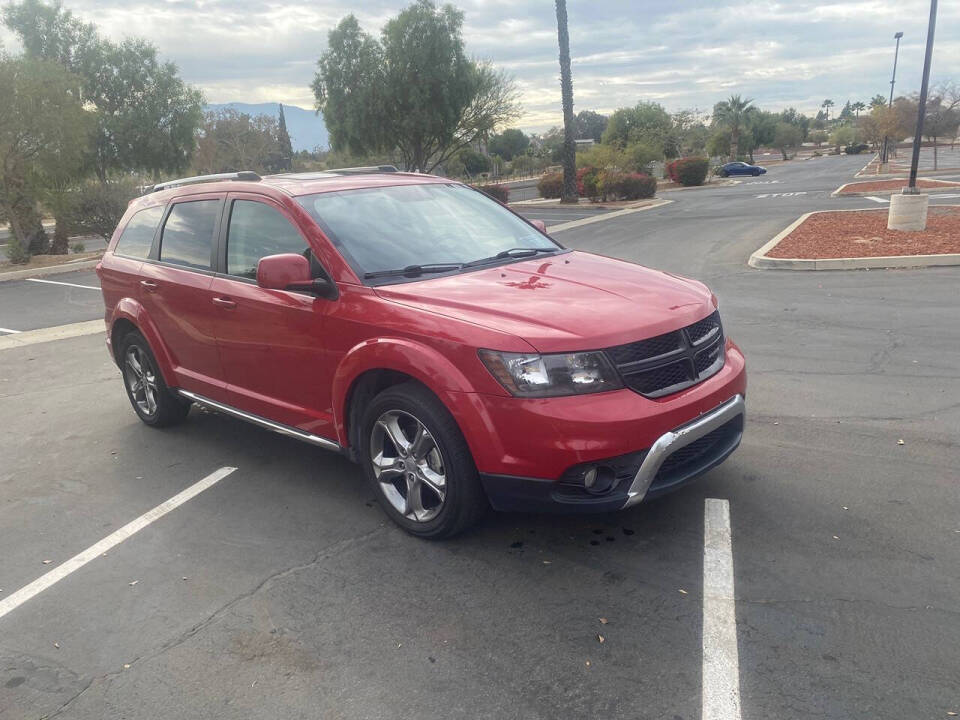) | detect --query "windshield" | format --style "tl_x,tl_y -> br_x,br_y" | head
296,183 -> 560,280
